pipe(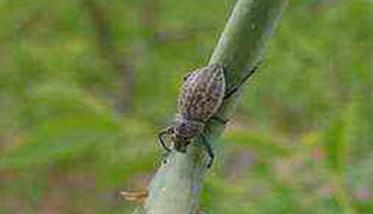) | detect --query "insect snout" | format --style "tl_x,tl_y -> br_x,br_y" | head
172,131 -> 192,151
174,140 -> 190,153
